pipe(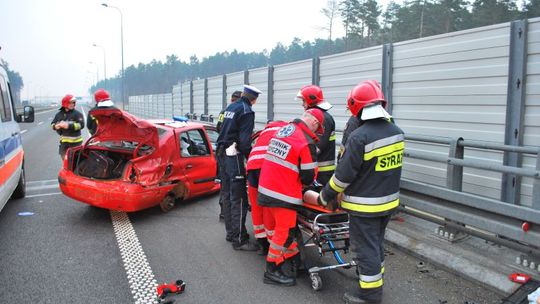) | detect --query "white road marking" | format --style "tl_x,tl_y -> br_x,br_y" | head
27,179 -> 59,186
110,211 -> 158,304
38,121 -> 44,125
26,184 -> 59,191
20,130 -> 27,134
26,192 -> 62,198
39,109 -> 158,304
